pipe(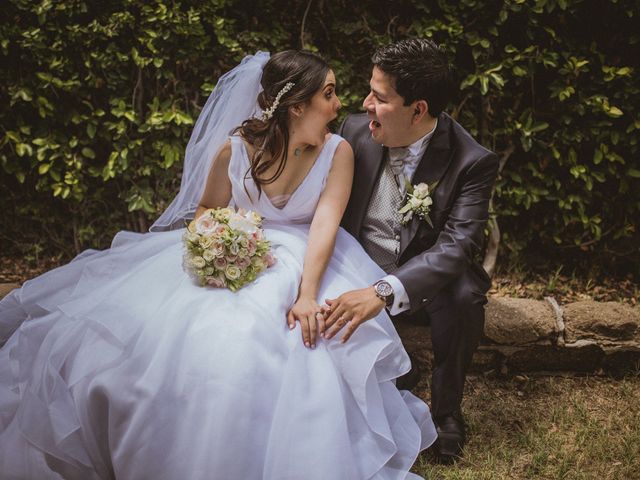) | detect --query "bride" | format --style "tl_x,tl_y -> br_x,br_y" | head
0,50 -> 436,479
